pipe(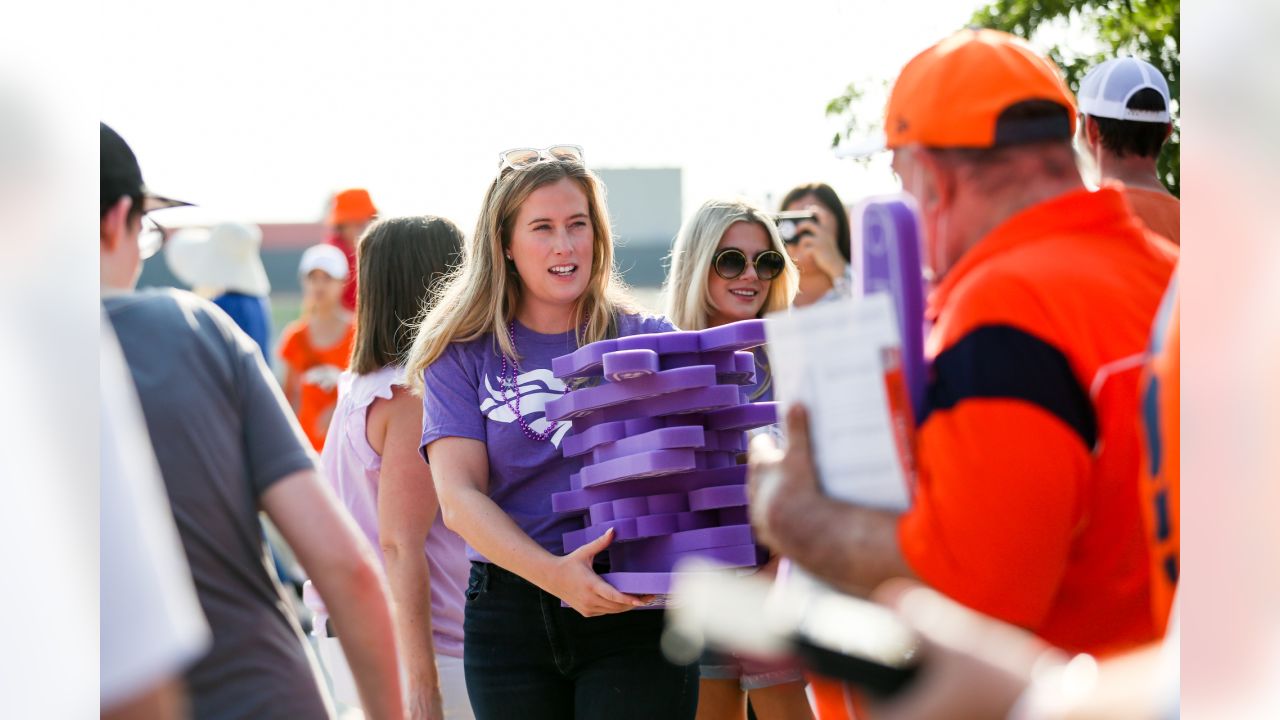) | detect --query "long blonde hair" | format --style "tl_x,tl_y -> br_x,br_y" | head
664,198 -> 798,330
406,159 -> 635,393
